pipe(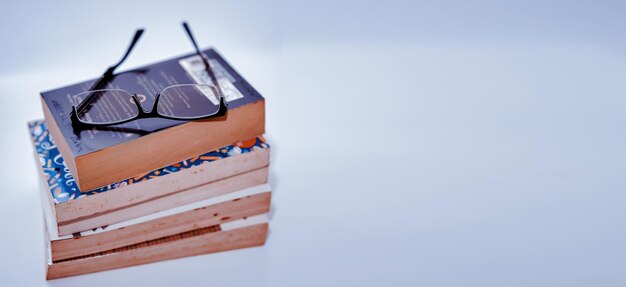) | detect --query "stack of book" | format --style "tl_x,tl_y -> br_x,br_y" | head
28,49 -> 270,279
